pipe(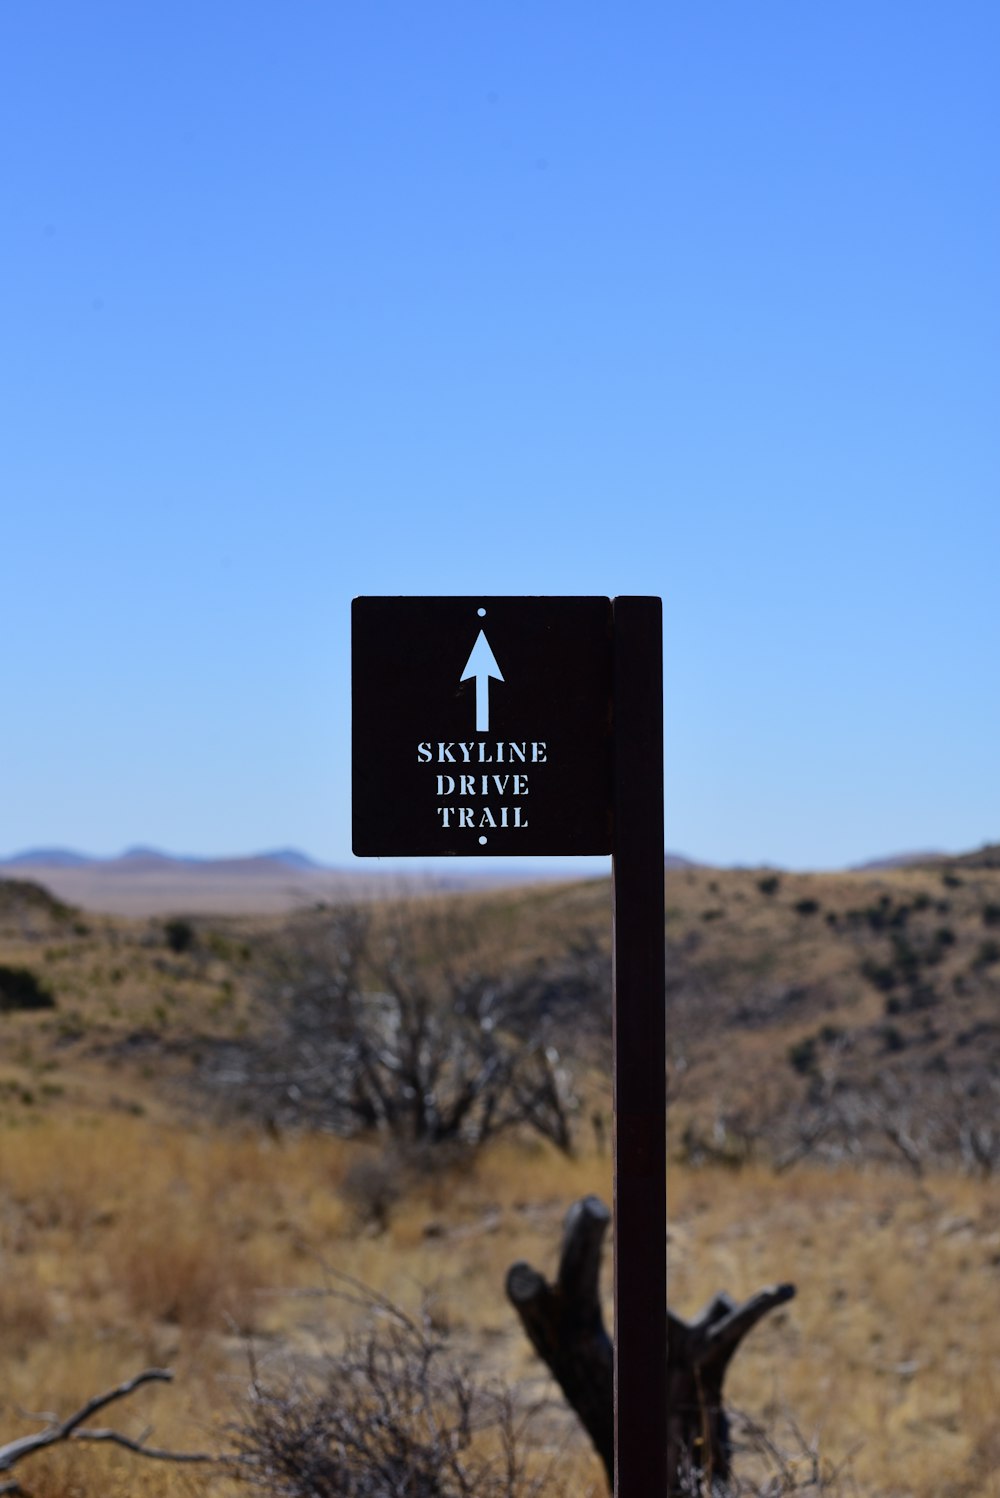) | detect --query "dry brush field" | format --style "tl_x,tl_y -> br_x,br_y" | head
1,855 -> 1000,1496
